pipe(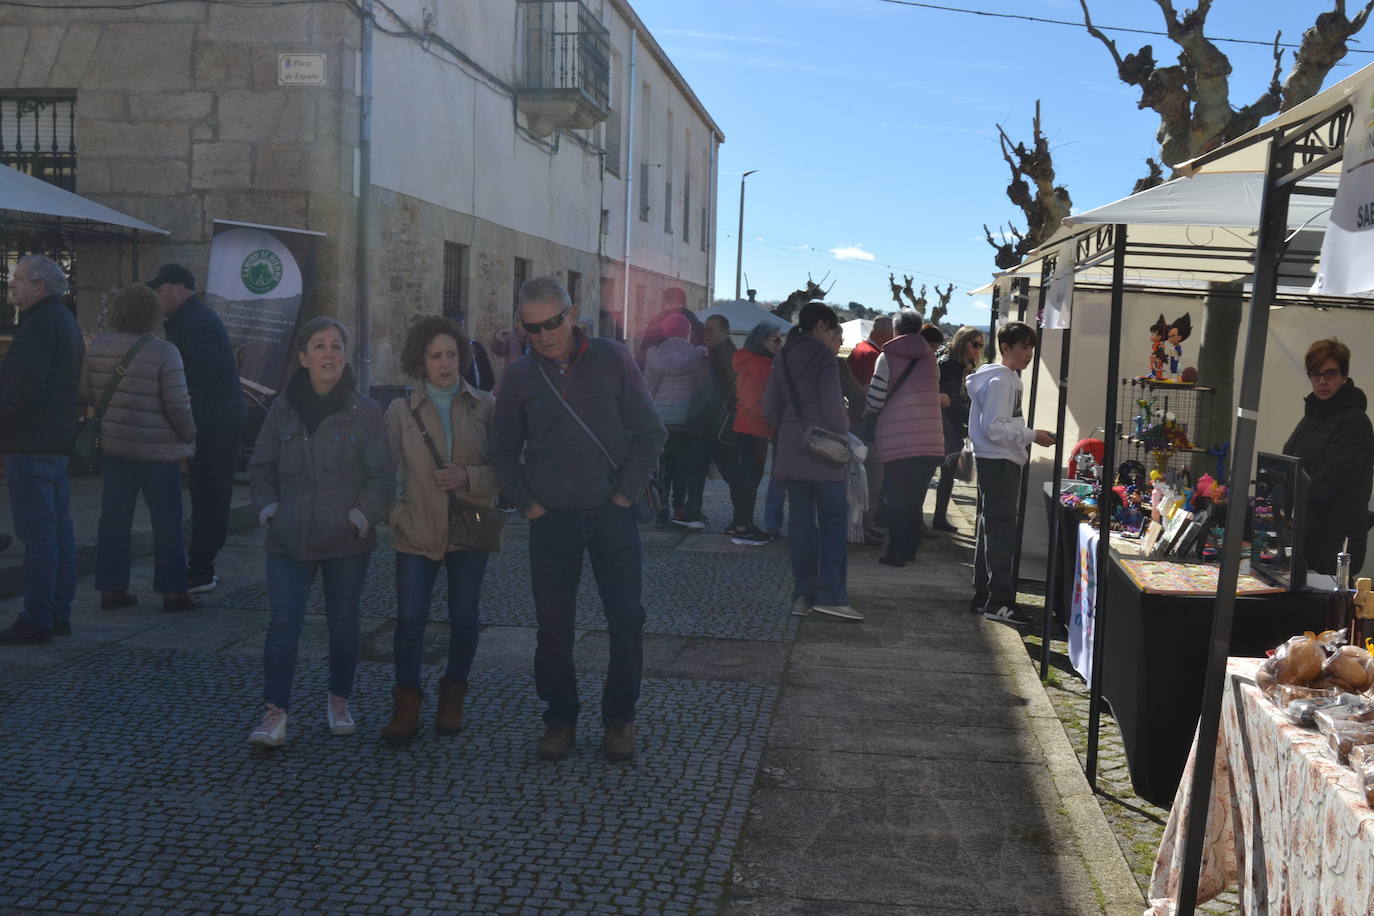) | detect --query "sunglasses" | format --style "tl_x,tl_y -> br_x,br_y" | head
520,308 -> 570,335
